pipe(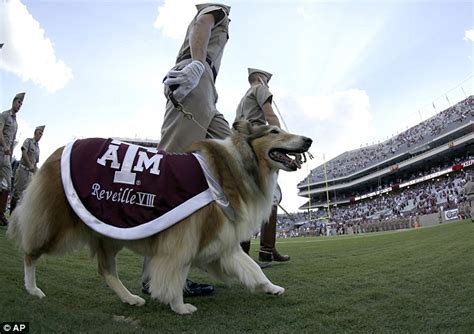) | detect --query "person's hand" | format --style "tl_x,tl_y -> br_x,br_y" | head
3,147 -> 11,156
164,60 -> 205,102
